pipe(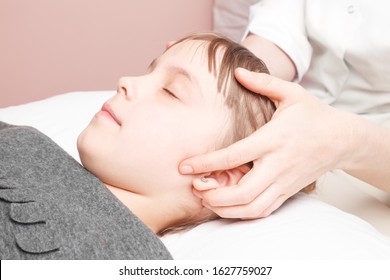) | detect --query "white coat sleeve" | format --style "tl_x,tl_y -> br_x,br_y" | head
244,0 -> 312,81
